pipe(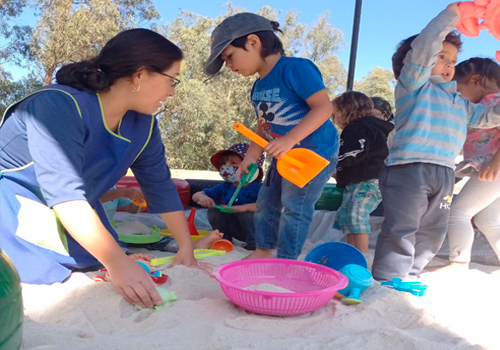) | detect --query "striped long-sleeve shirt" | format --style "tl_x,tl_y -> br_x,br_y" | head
387,9 -> 500,169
